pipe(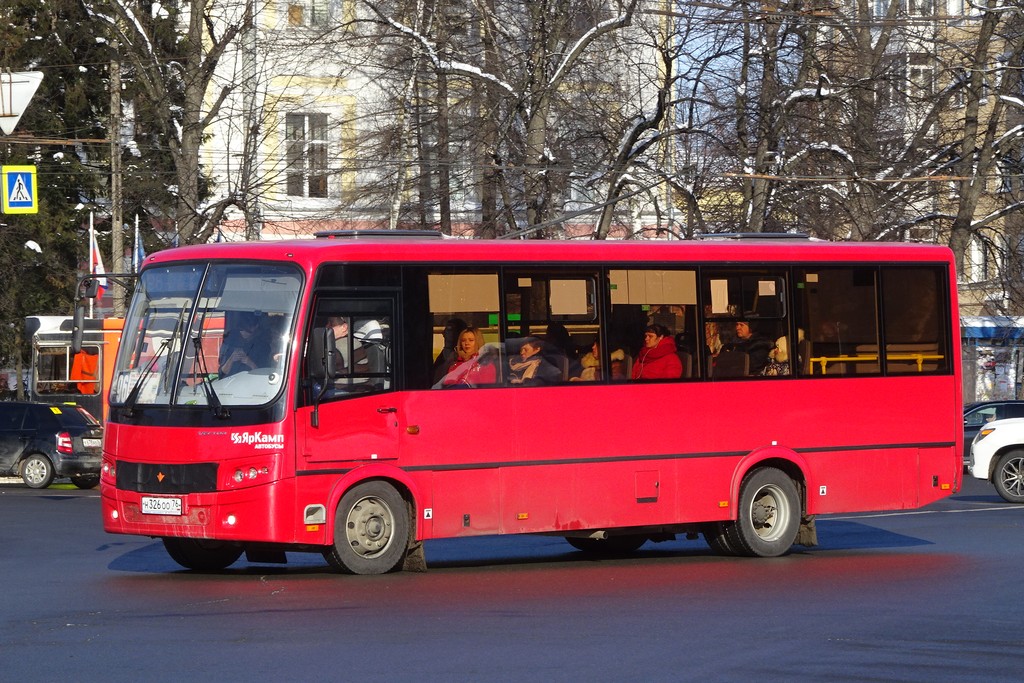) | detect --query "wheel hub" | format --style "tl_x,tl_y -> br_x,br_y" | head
752,500 -> 775,527
345,496 -> 394,557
